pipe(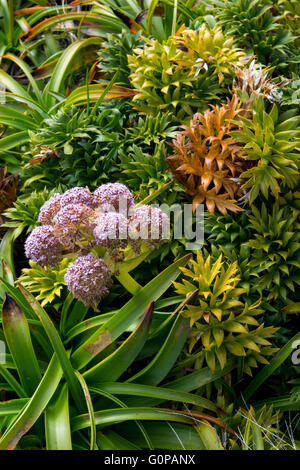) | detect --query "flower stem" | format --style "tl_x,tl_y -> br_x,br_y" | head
116,271 -> 142,295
